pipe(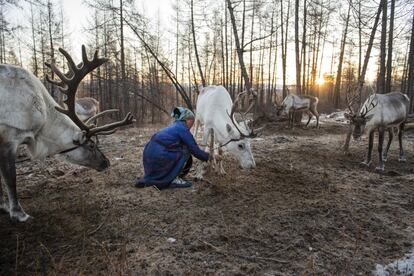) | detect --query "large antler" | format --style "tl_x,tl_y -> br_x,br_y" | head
46,45 -> 134,137
360,95 -> 378,118
228,89 -> 259,138
346,91 -> 359,115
